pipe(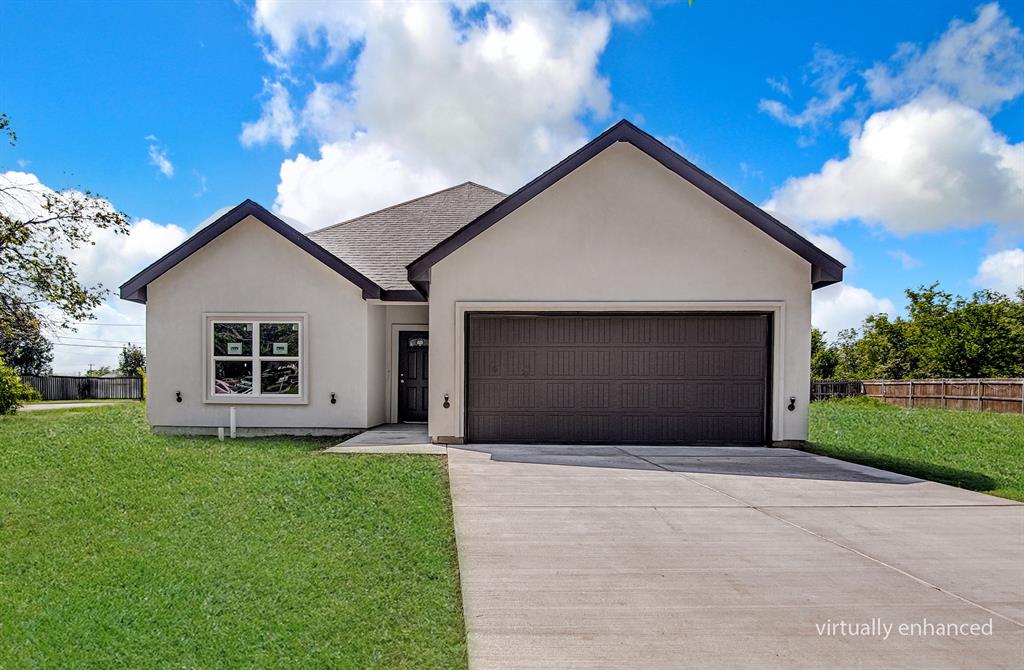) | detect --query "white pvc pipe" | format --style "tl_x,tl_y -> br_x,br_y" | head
229,406 -> 236,439
218,426 -> 225,441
